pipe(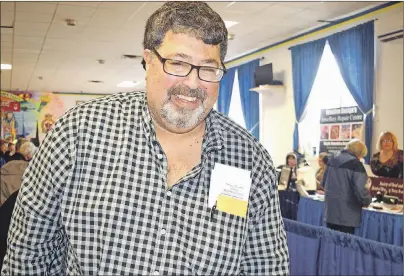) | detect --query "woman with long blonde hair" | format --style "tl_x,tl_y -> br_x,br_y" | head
370,131 -> 403,179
